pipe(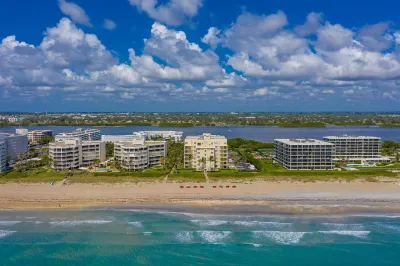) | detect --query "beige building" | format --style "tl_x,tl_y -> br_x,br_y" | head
49,138 -> 105,170
114,137 -> 167,171
28,130 -> 53,145
184,133 -> 228,171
